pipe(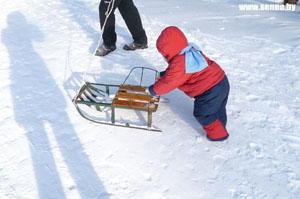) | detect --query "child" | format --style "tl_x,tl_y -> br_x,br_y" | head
147,26 -> 230,141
